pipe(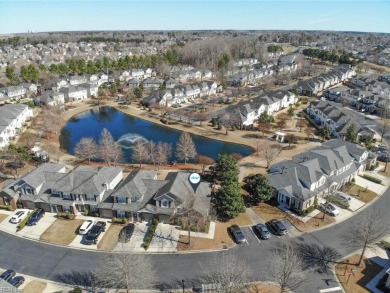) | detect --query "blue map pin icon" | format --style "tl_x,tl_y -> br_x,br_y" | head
188,173 -> 201,193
